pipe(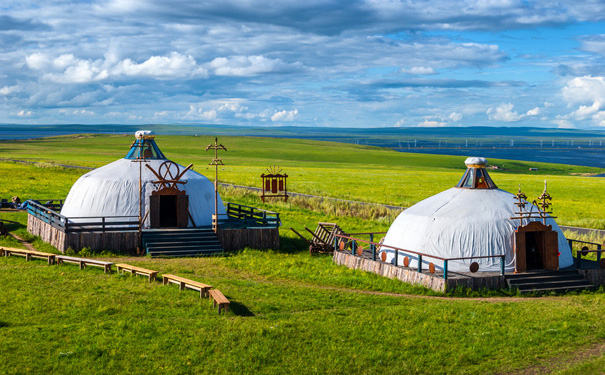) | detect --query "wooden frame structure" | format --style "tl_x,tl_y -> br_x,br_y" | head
290,222 -> 346,254
261,165 -> 288,202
